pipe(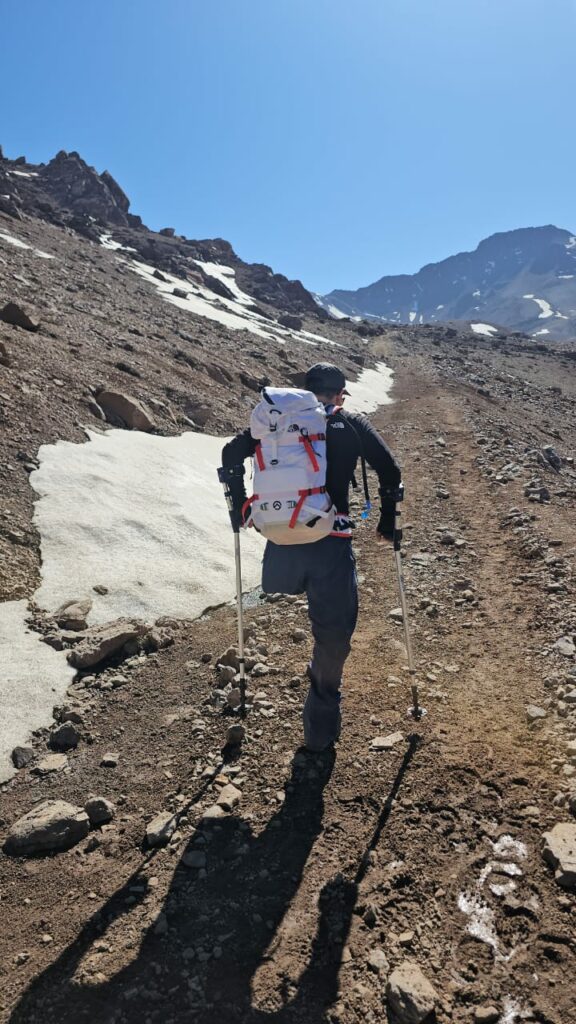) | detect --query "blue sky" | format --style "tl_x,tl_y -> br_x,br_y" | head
1,0 -> 575,293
